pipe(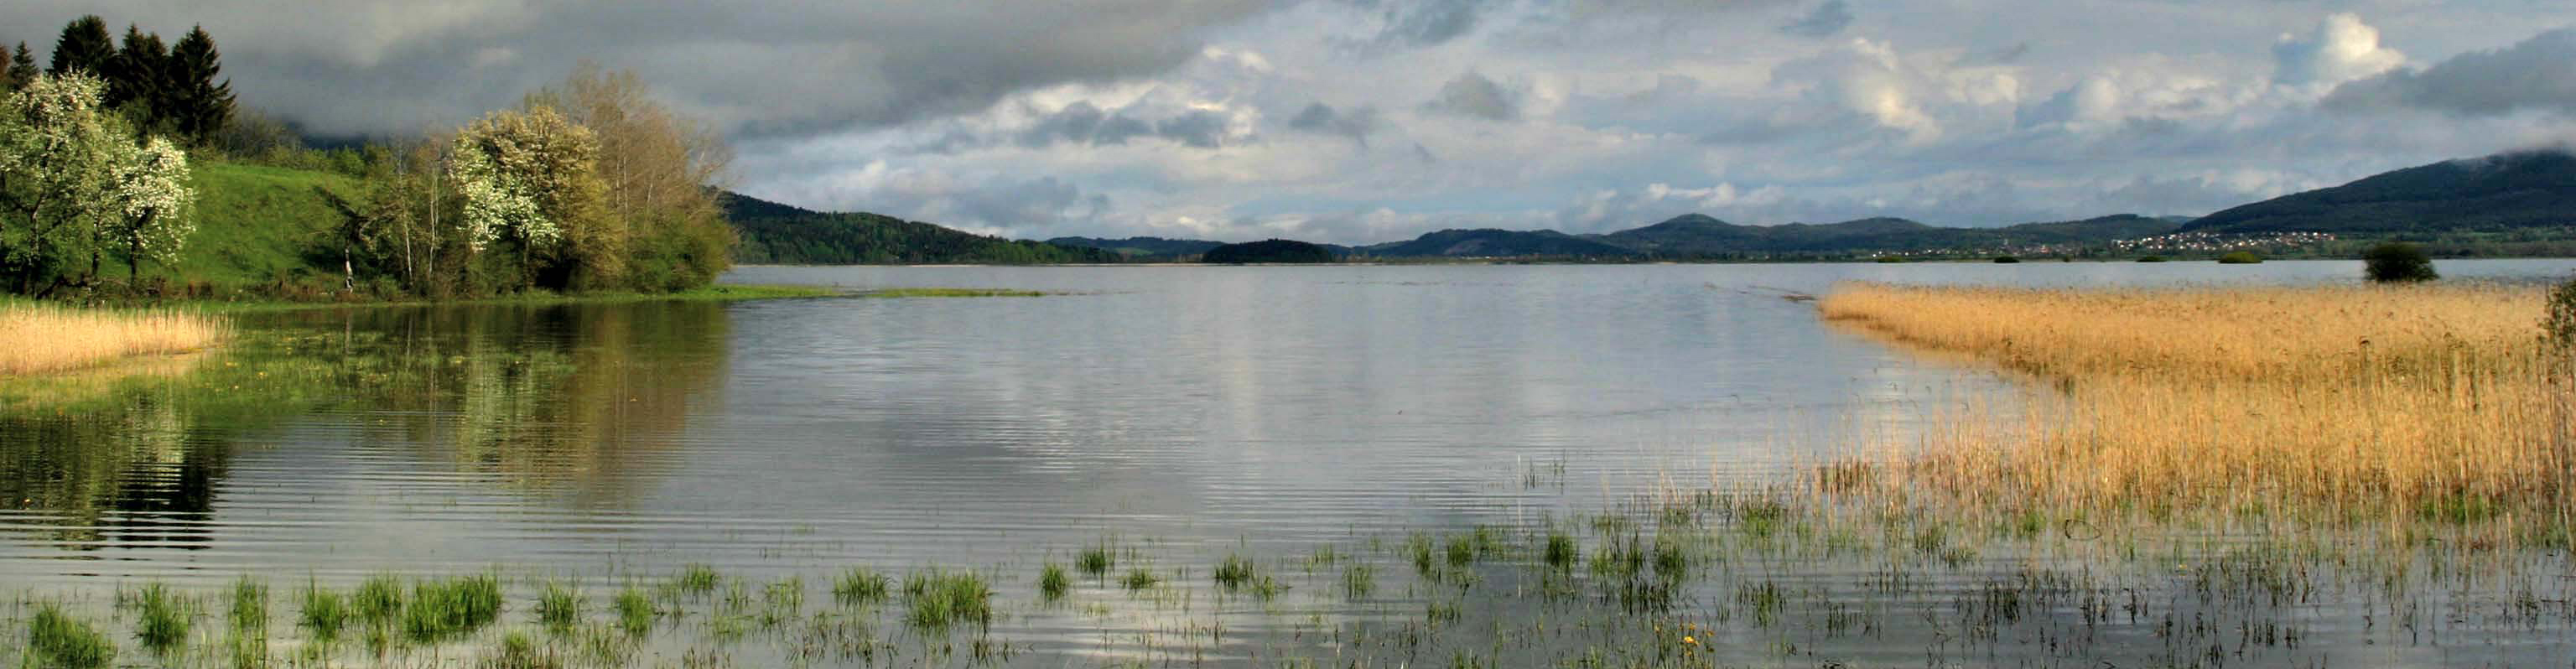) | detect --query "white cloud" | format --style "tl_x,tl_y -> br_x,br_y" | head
2272,13 -> 2407,93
